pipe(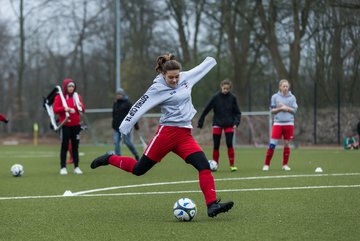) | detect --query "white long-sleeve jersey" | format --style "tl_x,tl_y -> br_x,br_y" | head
119,57 -> 217,135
